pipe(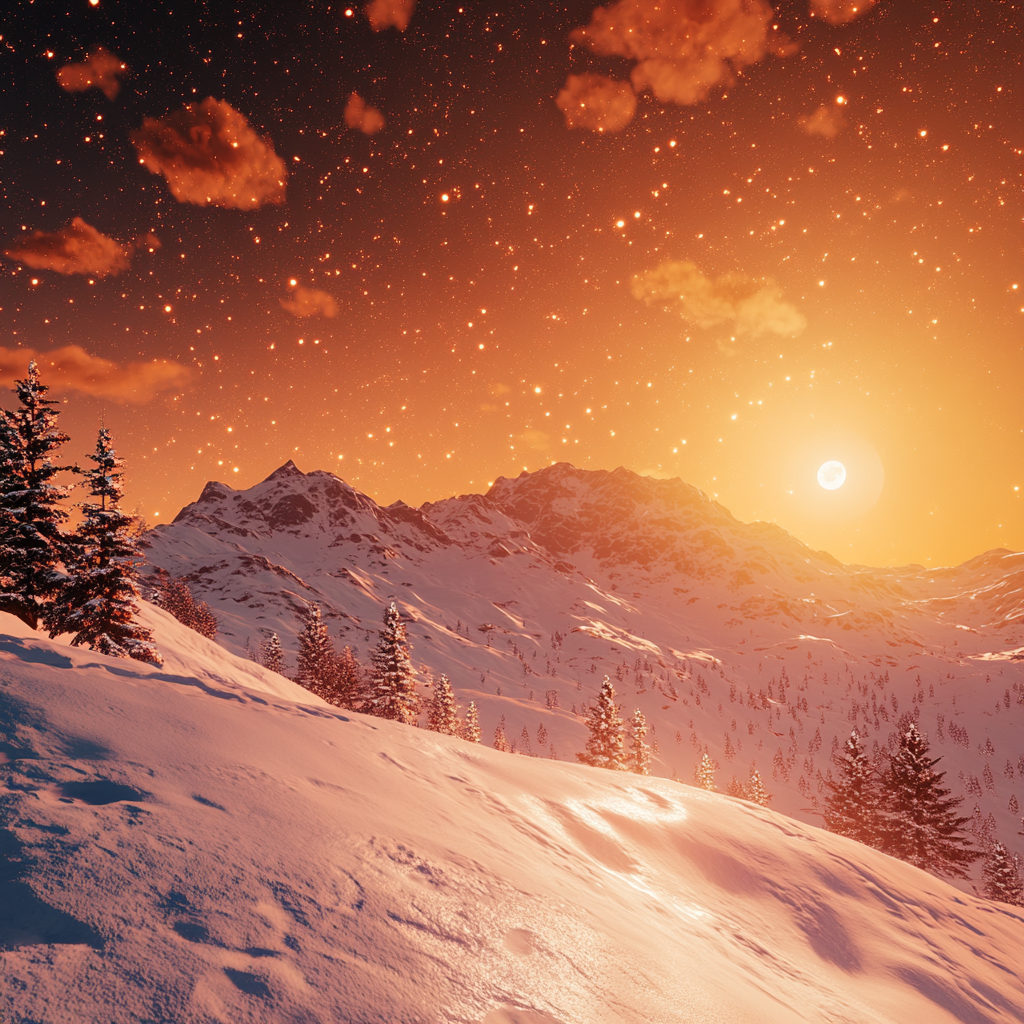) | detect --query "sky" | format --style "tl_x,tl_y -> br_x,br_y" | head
1,0 -> 1021,567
